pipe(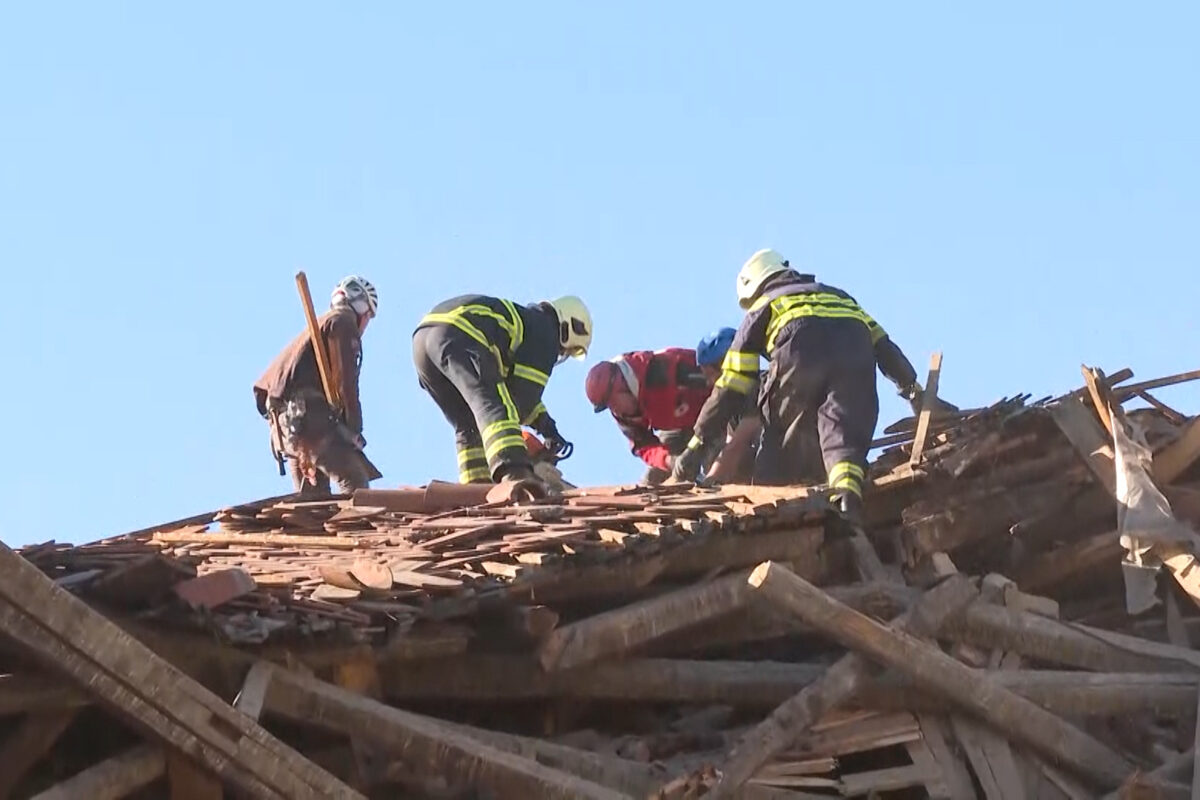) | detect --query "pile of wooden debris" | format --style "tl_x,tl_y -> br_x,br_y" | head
1,363 -> 1199,799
